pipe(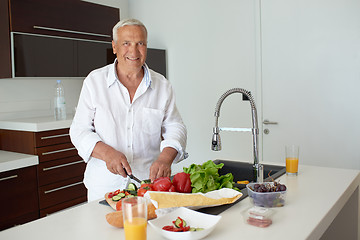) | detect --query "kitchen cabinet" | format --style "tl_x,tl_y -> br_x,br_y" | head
0,0 -> 11,78
0,128 -> 87,218
0,166 -> 39,231
0,0 -> 119,78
